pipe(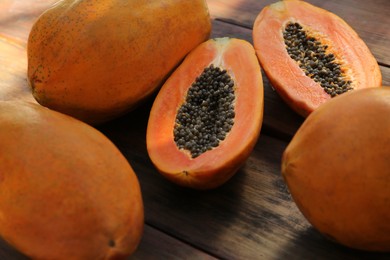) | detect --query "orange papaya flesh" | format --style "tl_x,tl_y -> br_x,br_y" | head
282,87 -> 390,252
146,38 -> 264,190
27,0 -> 211,125
253,0 -> 382,117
